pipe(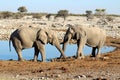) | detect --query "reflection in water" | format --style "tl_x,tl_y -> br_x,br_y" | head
0,41 -> 116,60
